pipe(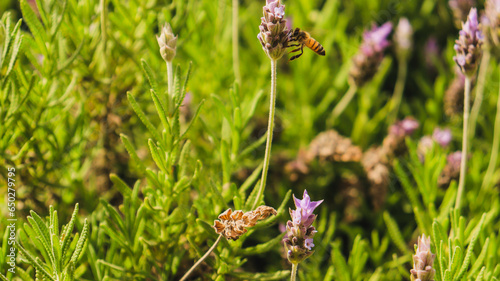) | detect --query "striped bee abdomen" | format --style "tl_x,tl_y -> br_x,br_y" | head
305,38 -> 325,56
